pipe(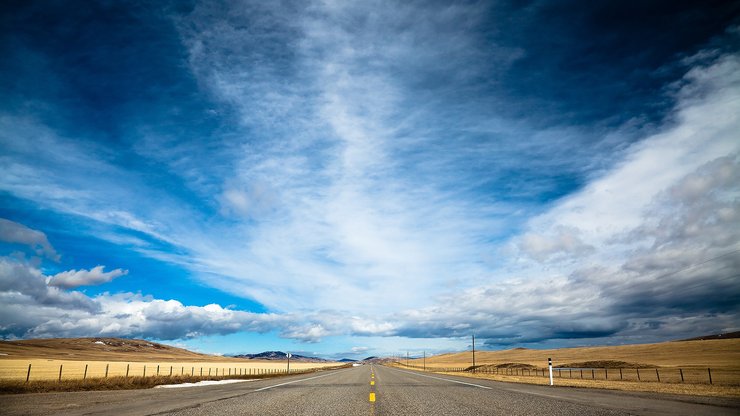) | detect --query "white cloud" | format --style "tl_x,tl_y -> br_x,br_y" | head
391,52 -> 740,345
0,2 -> 738,348
0,257 -> 286,340
0,255 -> 379,343
517,226 -> 594,263
48,265 -> 128,289
513,53 -> 740,270
169,0 -> 514,316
